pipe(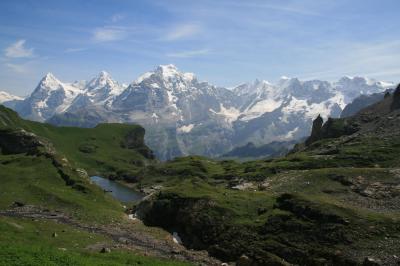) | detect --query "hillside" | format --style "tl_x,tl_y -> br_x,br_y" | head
0,105 -> 215,265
